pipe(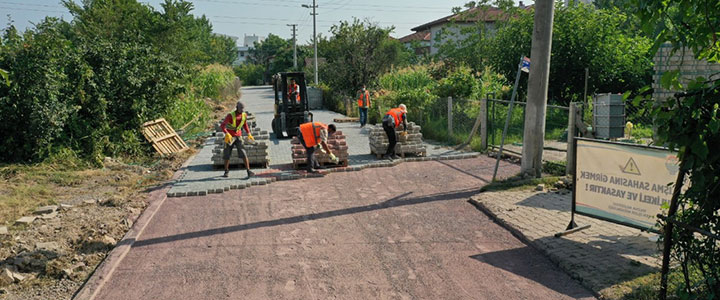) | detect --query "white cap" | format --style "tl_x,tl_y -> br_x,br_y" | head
399,104 -> 407,112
